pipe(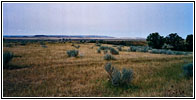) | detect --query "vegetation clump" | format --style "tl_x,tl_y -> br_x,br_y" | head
110,48 -> 119,55
99,46 -> 119,55
97,49 -> 101,53
128,46 -> 189,55
67,50 -> 79,57
3,51 -> 14,69
104,54 -> 116,60
128,46 -> 152,52
147,32 -> 193,51
146,32 -> 165,49
149,49 -> 188,55
104,63 -> 133,86
183,63 -> 193,78
99,46 -> 111,50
